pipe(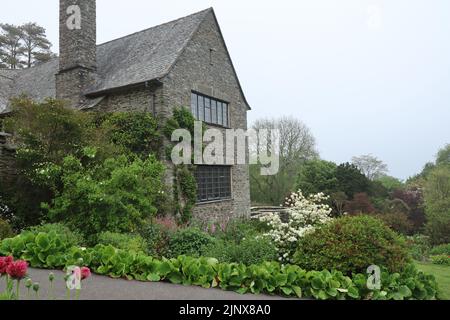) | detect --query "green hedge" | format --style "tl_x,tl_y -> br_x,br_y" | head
0,231 -> 438,300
